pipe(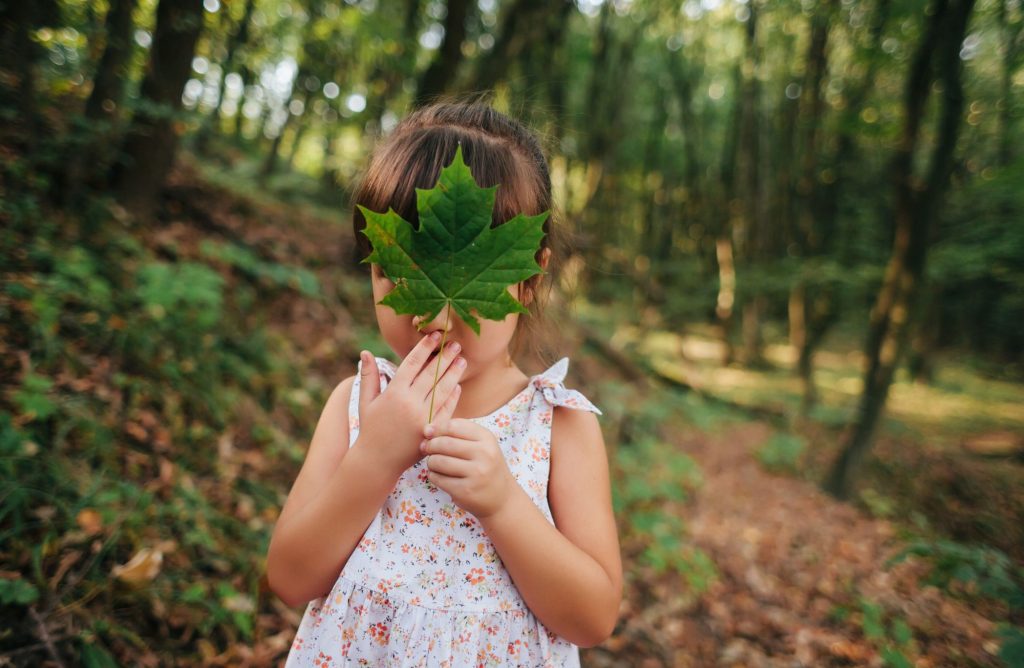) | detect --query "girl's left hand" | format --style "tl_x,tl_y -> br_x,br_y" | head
420,419 -> 514,519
